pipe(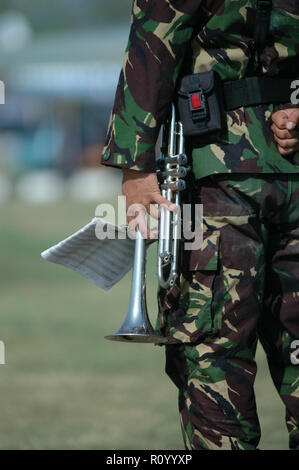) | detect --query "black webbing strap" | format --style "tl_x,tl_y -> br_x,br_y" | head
253,0 -> 272,72
254,0 -> 272,49
223,76 -> 294,110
